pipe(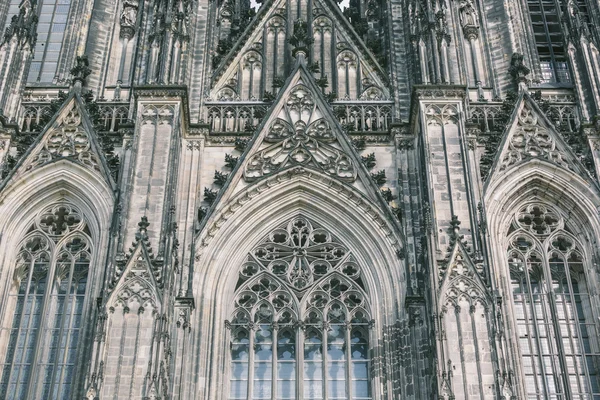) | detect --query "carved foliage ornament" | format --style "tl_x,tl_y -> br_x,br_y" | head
500,104 -> 570,171
28,106 -> 100,172
244,84 -> 357,182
